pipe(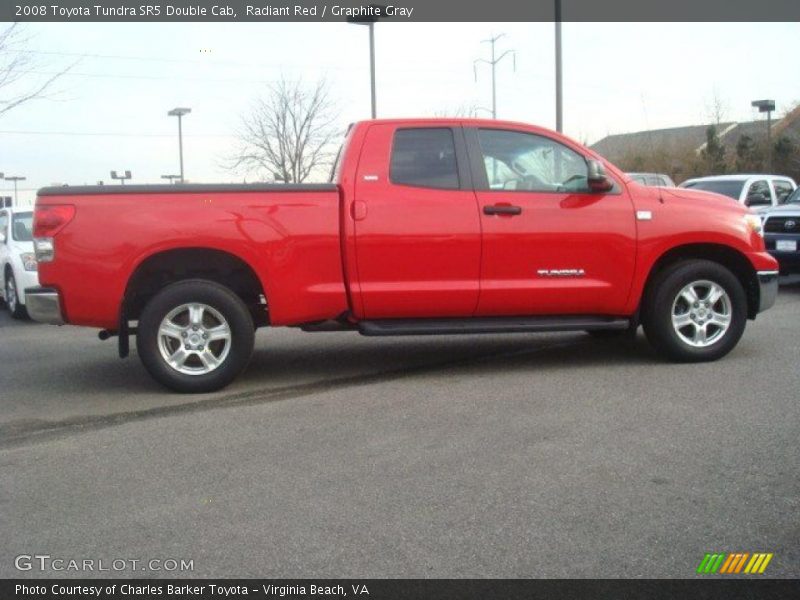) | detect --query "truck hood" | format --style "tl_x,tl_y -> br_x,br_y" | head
763,204 -> 800,216
9,240 -> 35,254
664,186 -> 740,207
